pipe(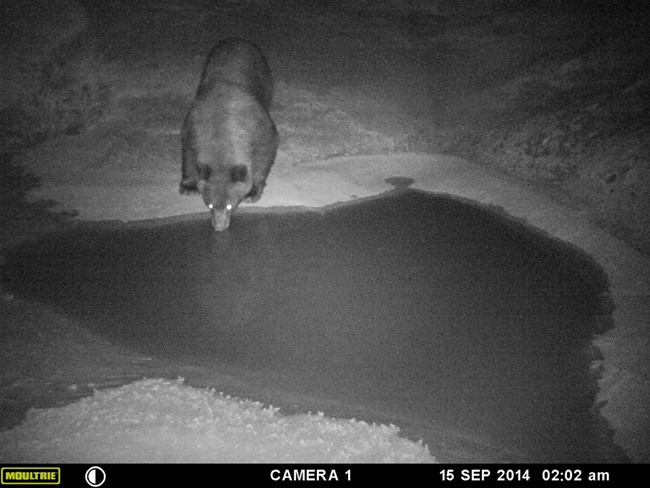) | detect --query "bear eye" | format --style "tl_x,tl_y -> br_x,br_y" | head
208,204 -> 214,209
226,204 -> 232,211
